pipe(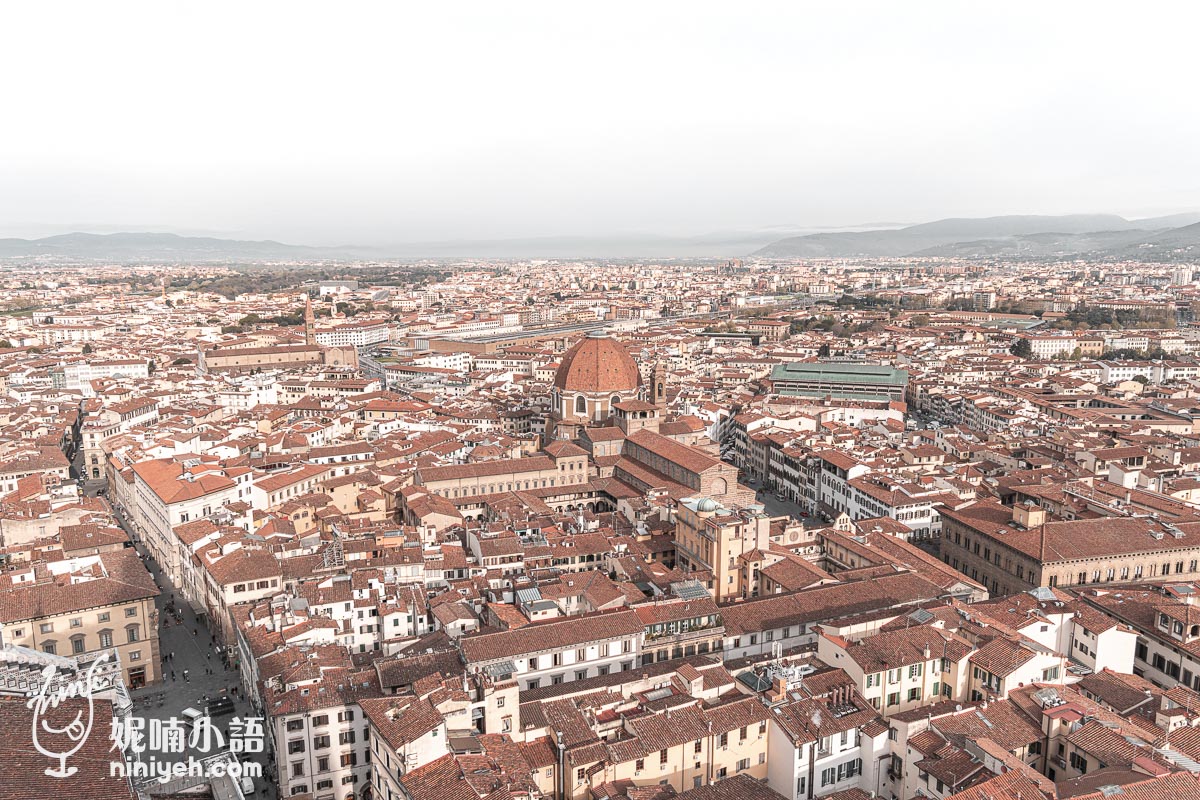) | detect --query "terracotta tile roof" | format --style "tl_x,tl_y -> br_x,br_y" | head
916,746 -> 986,789
0,547 -> 158,623
255,464 -> 329,493
632,596 -> 720,626
517,736 -> 557,769
821,790 -> 875,800
519,655 -> 727,705
942,498 -> 1200,563
1067,771 -> 1200,800
676,774 -> 789,800
419,456 -> 556,484
945,769 -> 1052,800
202,546 -> 281,585
1077,668 -> 1158,715
841,625 -> 972,674
264,663 -> 382,716
359,696 -> 444,750
908,728 -> 948,756
772,692 -> 881,745
760,555 -> 832,590
968,636 -> 1038,678
58,523 -> 130,554
552,335 -> 641,393
701,693 -> 770,735
1067,718 -> 1158,766
626,429 -> 722,474
720,572 -> 949,636
543,440 -> 588,458
396,754 -> 477,800
931,700 -> 1043,753
0,697 -> 137,800
624,704 -> 709,753
460,609 -> 644,665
